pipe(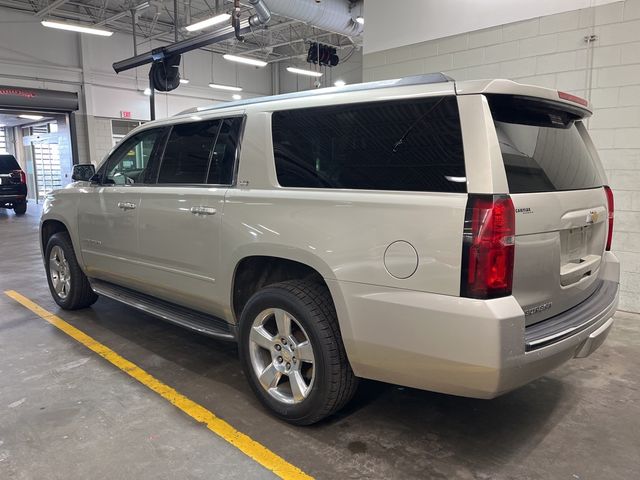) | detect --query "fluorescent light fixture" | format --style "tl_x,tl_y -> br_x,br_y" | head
356,16 -> 364,25
41,20 -> 113,36
185,13 -> 231,32
179,78 -> 190,84
208,83 -> 242,92
286,67 -> 323,77
334,80 -> 346,87
19,114 -> 44,121
232,94 -> 242,100
223,54 -> 267,67
143,88 -> 152,96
